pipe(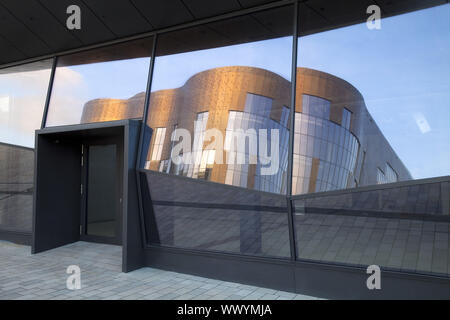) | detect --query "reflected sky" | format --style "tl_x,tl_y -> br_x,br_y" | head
297,4 -> 450,179
2,4 -> 448,179
151,36 -> 293,91
45,57 -> 150,126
